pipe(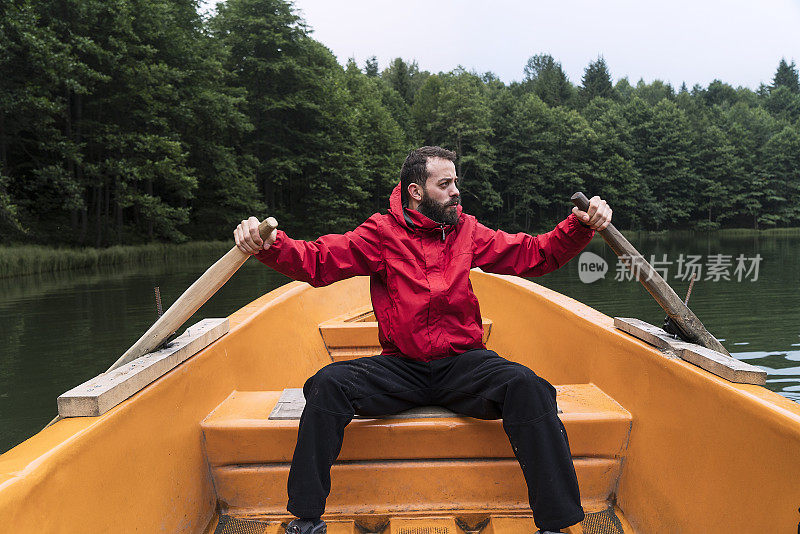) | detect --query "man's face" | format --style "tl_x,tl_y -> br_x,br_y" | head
416,158 -> 460,225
